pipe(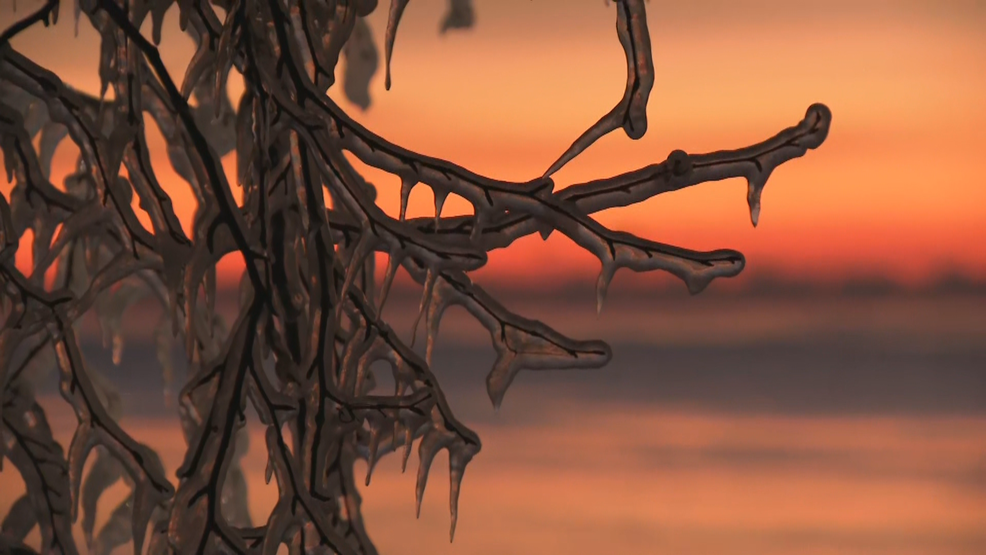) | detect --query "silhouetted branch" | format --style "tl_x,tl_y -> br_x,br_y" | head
0,1 -> 829,553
